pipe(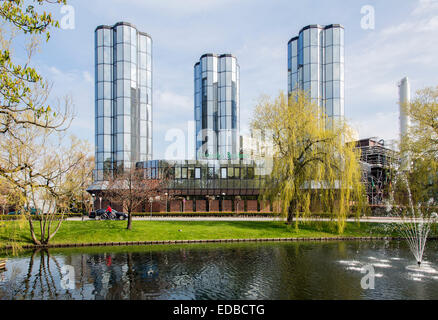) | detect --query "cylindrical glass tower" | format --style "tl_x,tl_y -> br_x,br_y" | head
95,22 -> 152,181
195,54 -> 240,160
288,24 -> 344,124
